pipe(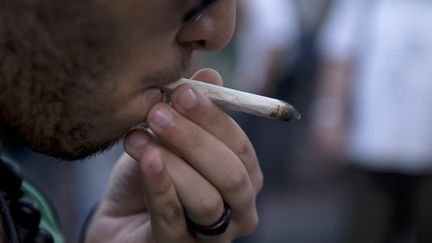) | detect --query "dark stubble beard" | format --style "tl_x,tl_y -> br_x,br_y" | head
0,48 -> 192,161
0,0 -> 194,160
